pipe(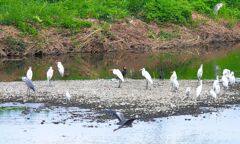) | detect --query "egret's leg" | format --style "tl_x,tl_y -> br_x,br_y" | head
146,80 -> 148,89
118,80 -> 121,88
